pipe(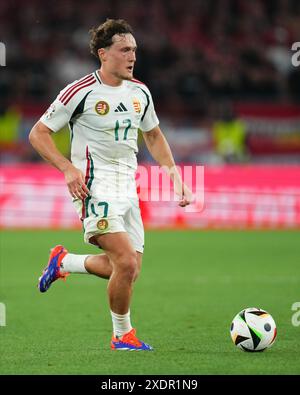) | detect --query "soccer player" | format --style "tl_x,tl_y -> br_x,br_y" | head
29,19 -> 192,351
